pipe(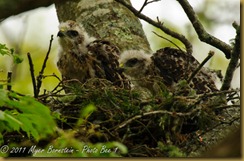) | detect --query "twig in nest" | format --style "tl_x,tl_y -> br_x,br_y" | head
42,73 -> 61,81
112,106 -> 202,131
27,52 -> 38,97
115,0 -> 192,54
104,88 -> 123,111
214,104 -> 240,112
226,89 -> 240,102
40,73 -> 63,95
187,51 -> 214,83
196,89 -> 239,100
7,71 -> 12,91
36,35 -> 54,97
